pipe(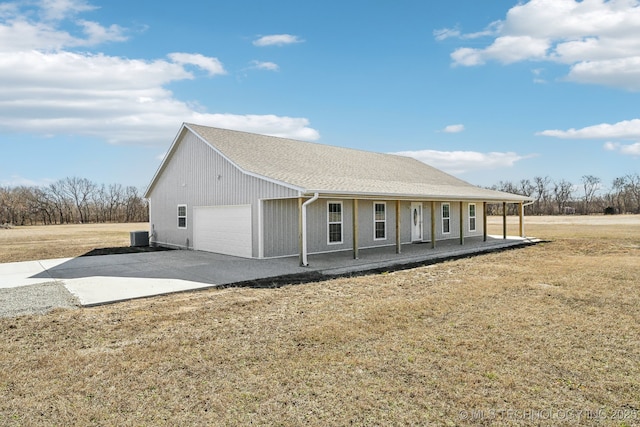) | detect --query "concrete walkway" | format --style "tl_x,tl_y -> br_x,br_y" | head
0,235 -> 540,307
